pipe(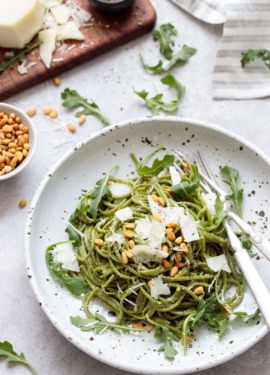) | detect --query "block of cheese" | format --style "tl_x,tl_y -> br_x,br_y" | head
0,0 -> 45,49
